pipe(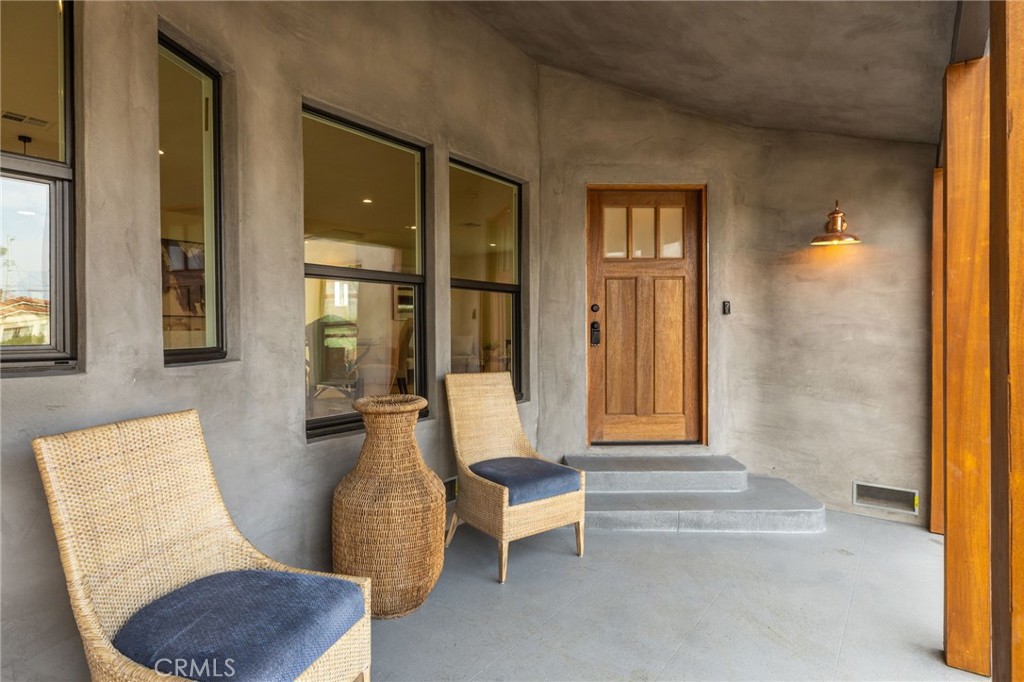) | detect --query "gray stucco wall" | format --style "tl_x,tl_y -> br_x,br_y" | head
1,3 -> 539,679
536,66 -> 934,524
